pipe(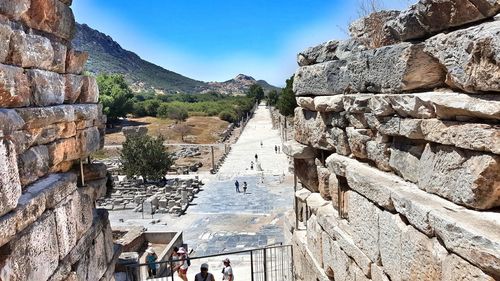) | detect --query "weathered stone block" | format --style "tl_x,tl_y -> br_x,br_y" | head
347,191 -> 381,263
368,95 -> 394,117
283,140 -> 315,159
16,105 -> 75,129
296,97 -> 315,111
420,119 -> 500,154
0,21 -> 12,62
66,49 -> 88,74
401,227 -> 448,280
330,127 -> 351,155
378,211 -> 407,281
371,264 -> 390,281
77,76 -> 99,104
389,138 -> 425,183
345,127 -> 373,159
418,144 -> 500,209
321,237 -> 350,281
48,137 -> 79,167
294,60 -> 348,96
346,112 -> 369,129
294,108 -> 335,151
78,126 -> 101,156
0,63 -> 31,107
0,0 -> 30,20
64,74 -> 83,103
0,212 -> 60,281
306,193 -> 329,216
27,69 -> 65,106
314,95 -> 344,112
295,158 -> 319,192
317,165 -> 330,200
297,39 -> 363,66
18,145 -> 50,186
26,122 -> 77,147
366,140 -> 391,171
0,139 -> 21,217
388,94 -> 435,118
20,0 -> 75,40
425,21 -> 500,93
306,215 -> 323,267
442,254 -> 495,281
